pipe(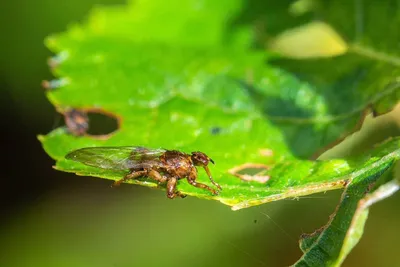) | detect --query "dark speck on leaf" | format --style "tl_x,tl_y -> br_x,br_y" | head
210,126 -> 222,135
